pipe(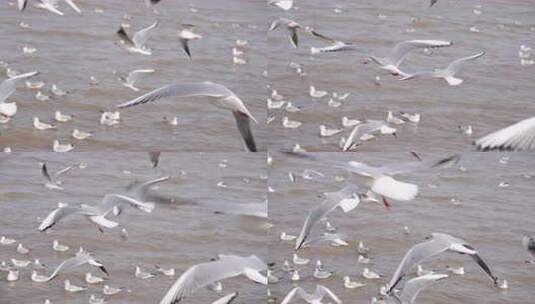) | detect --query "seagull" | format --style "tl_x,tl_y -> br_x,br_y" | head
430,0 -> 439,7
16,243 -> 29,254
31,270 -> 50,282
280,285 -> 341,304
86,272 -> 105,284
43,250 -> 108,282
103,285 -> 125,295
11,258 -> 31,267
368,40 -> 453,76
64,279 -> 87,292
55,111 -> 72,122
38,194 -> 155,232
117,20 -> 159,55
293,253 -> 310,265
212,292 -> 239,304
386,233 -> 498,294
268,0 -> 293,11
18,0 -> 28,11
344,276 -> 365,289
362,268 -> 381,279
399,51 -> 485,86
523,235 -> 535,263
343,120 -> 396,151
135,266 -> 155,279
33,117 -> 56,130
474,117 -> 535,151
156,265 -> 175,276
294,185 -> 362,250
269,19 -> 333,48
53,240 -> 69,252
119,69 -> 155,91
0,236 -> 16,245
53,140 -> 74,152
40,162 -> 75,190
7,270 -> 19,281
30,0 -> 82,16
311,41 -> 357,54
0,71 -> 39,117
178,25 -> 202,59
159,254 -> 267,304
387,273 -> 448,304
72,129 -> 93,140
116,82 -> 258,152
